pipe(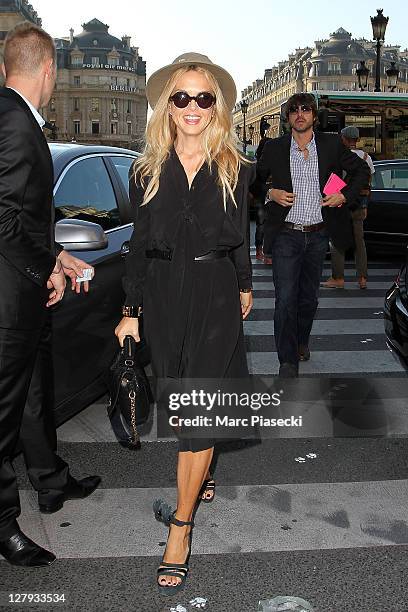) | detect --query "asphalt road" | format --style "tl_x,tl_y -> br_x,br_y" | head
1,245 -> 408,612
